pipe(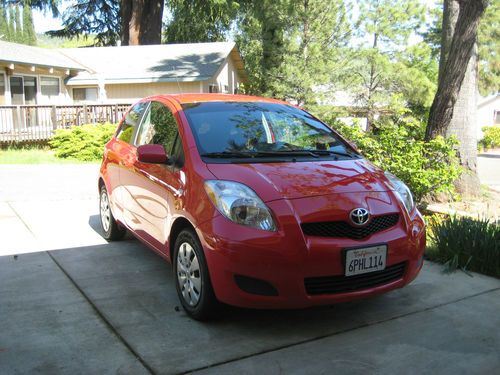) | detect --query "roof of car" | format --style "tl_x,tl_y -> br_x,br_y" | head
149,93 -> 286,106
